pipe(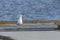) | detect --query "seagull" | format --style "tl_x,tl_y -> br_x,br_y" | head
18,15 -> 23,25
